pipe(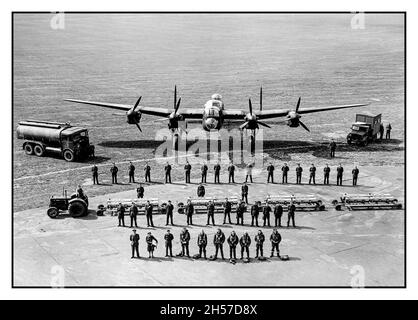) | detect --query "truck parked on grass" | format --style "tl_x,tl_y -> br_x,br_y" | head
346,113 -> 382,146
16,120 -> 94,162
